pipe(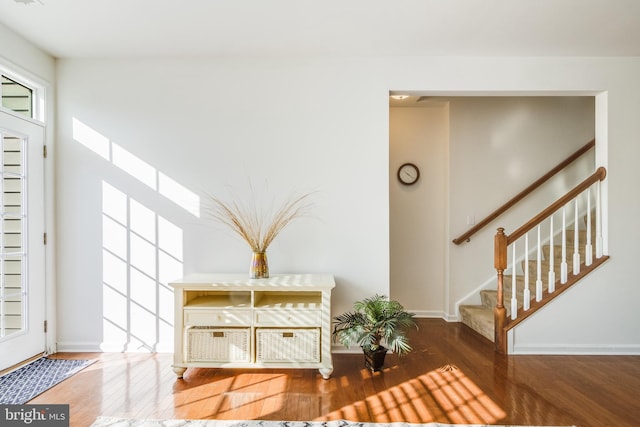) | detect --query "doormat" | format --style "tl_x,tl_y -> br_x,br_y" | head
0,357 -> 95,404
